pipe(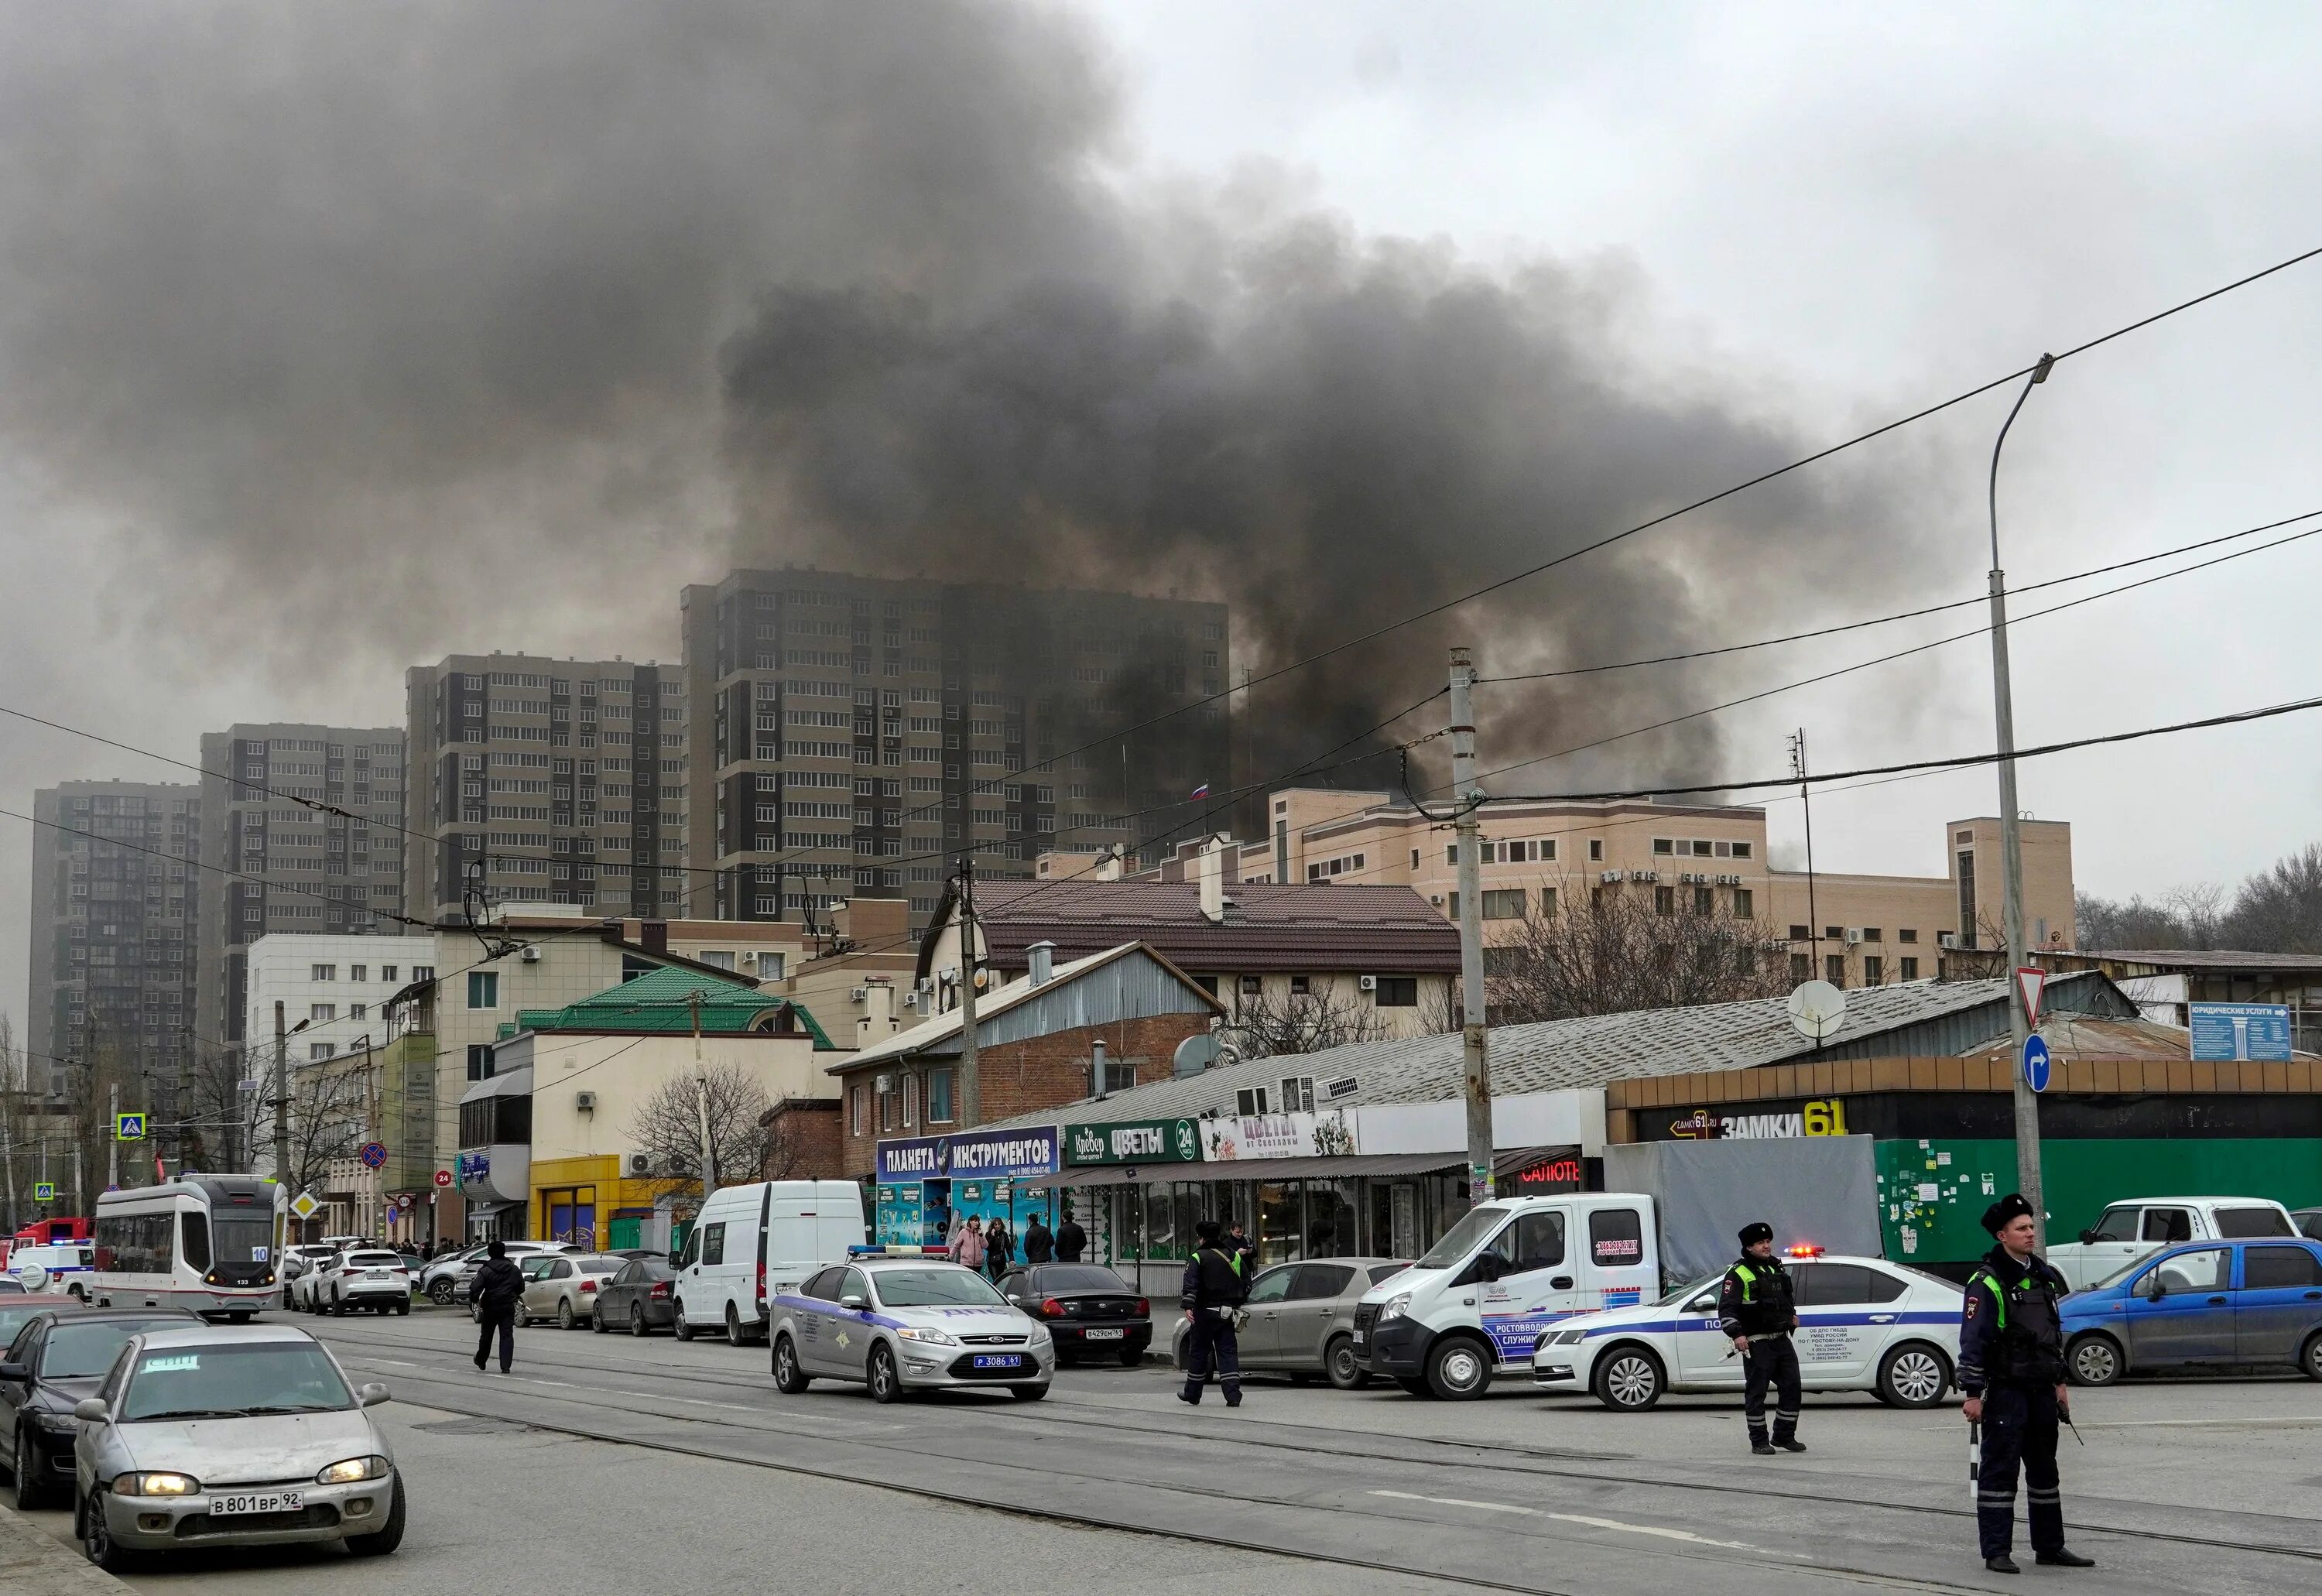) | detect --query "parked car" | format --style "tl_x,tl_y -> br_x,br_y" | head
1532,1254 -> 1965,1412
2047,1197 -> 2301,1290
447,1241 -> 567,1304
520,1255 -> 626,1331
592,1257 -> 678,1336
2292,1208 -> 2322,1244
671,1180 -> 866,1347
70,1322 -> 405,1570
995,1265 -> 1151,1368
2061,1236 -> 2322,1385
315,1250 -> 413,1317
769,1258 -> 1053,1403
417,1244 -> 486,1306
1166,1259 -> 1411,1388
0,1307 -> 200,1509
